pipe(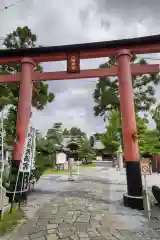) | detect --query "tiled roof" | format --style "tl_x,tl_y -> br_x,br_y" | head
61,137 -> 79,148
93,140 -> 105,150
